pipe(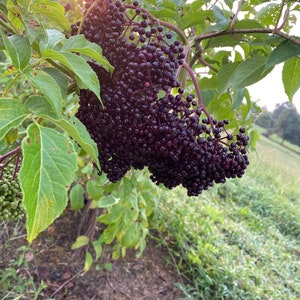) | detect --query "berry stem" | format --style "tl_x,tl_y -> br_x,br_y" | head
125,4 -> 188,45
182,61 -> 214,128
0,146 -> 21,164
